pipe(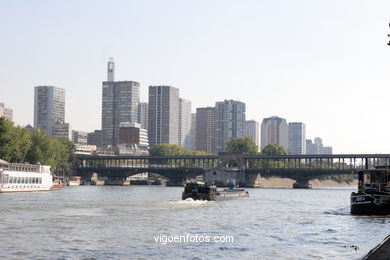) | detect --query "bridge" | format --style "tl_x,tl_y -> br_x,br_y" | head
74,153 -> 390,187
